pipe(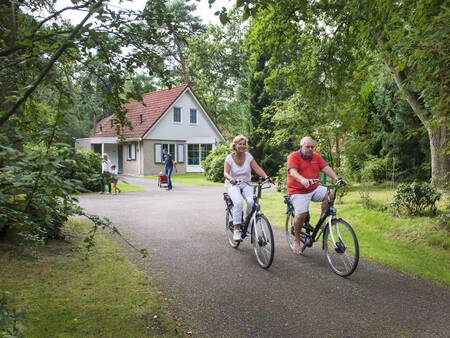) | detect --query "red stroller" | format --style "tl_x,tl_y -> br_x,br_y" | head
158,173 -> 168,188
